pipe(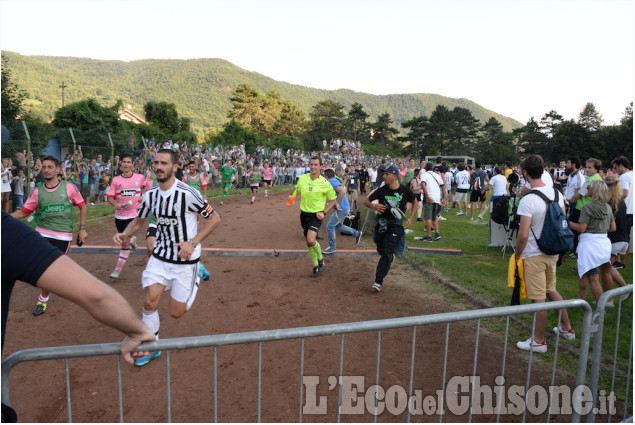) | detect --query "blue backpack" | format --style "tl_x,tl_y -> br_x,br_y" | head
529,189 -> 574,255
